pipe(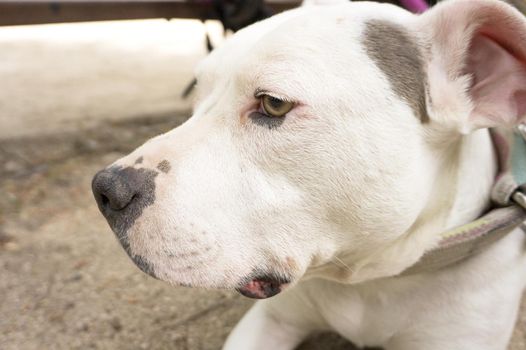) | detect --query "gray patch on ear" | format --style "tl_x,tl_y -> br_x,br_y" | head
362,20 -> 428,122
157,160 -> 171,173
134,156 -> 143,165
